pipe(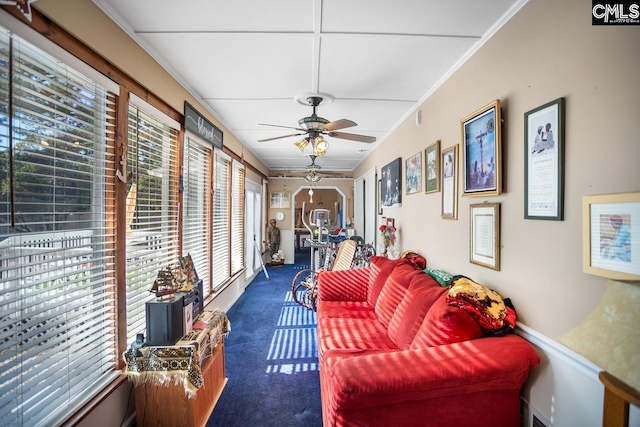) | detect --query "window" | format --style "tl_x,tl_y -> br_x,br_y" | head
211,150 -> 230,291
231,160 -> 245,275
183,135 -> 212,295
0,28 -> 118,426
125,100 -> 179,344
